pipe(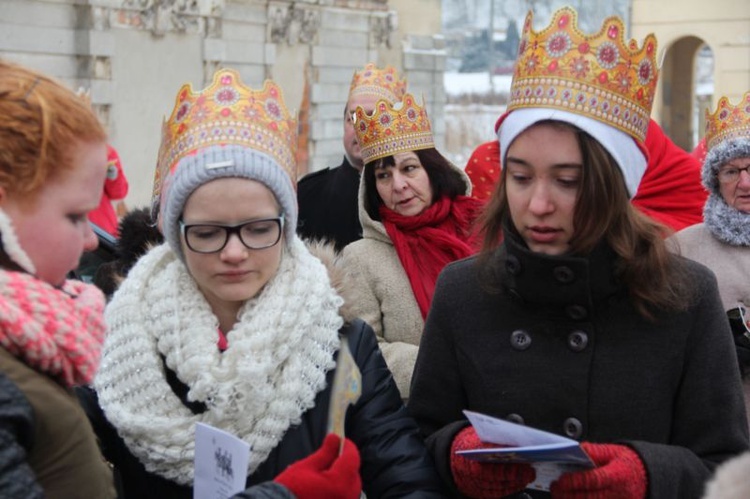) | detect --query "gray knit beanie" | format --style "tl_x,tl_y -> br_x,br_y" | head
160,144 -> 297,263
